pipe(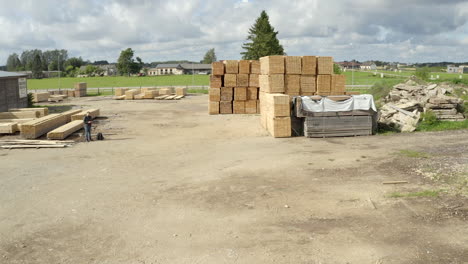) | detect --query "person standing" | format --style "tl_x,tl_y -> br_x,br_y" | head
83,112 -> 92,142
